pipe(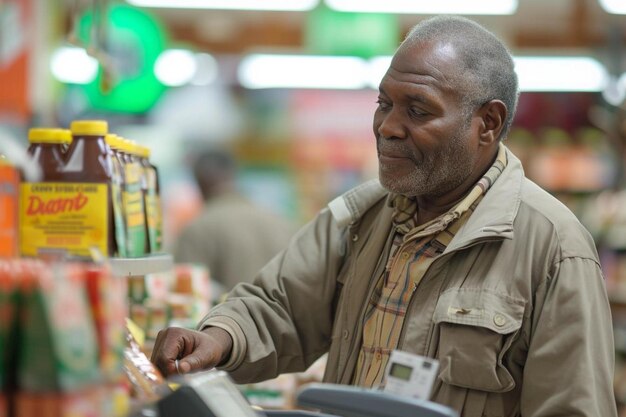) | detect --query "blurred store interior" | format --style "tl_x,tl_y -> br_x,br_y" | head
2,0 -> 626,408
